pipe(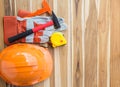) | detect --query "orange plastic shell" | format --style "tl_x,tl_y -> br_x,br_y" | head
0,44 -> 53,86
